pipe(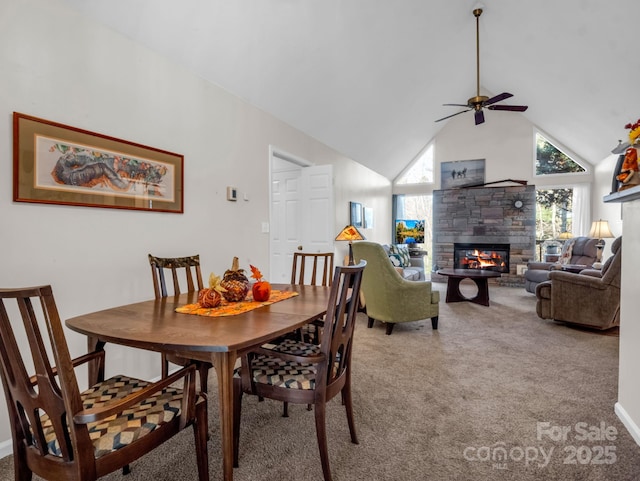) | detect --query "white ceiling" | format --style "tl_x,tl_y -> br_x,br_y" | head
58,0 -> 637,180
